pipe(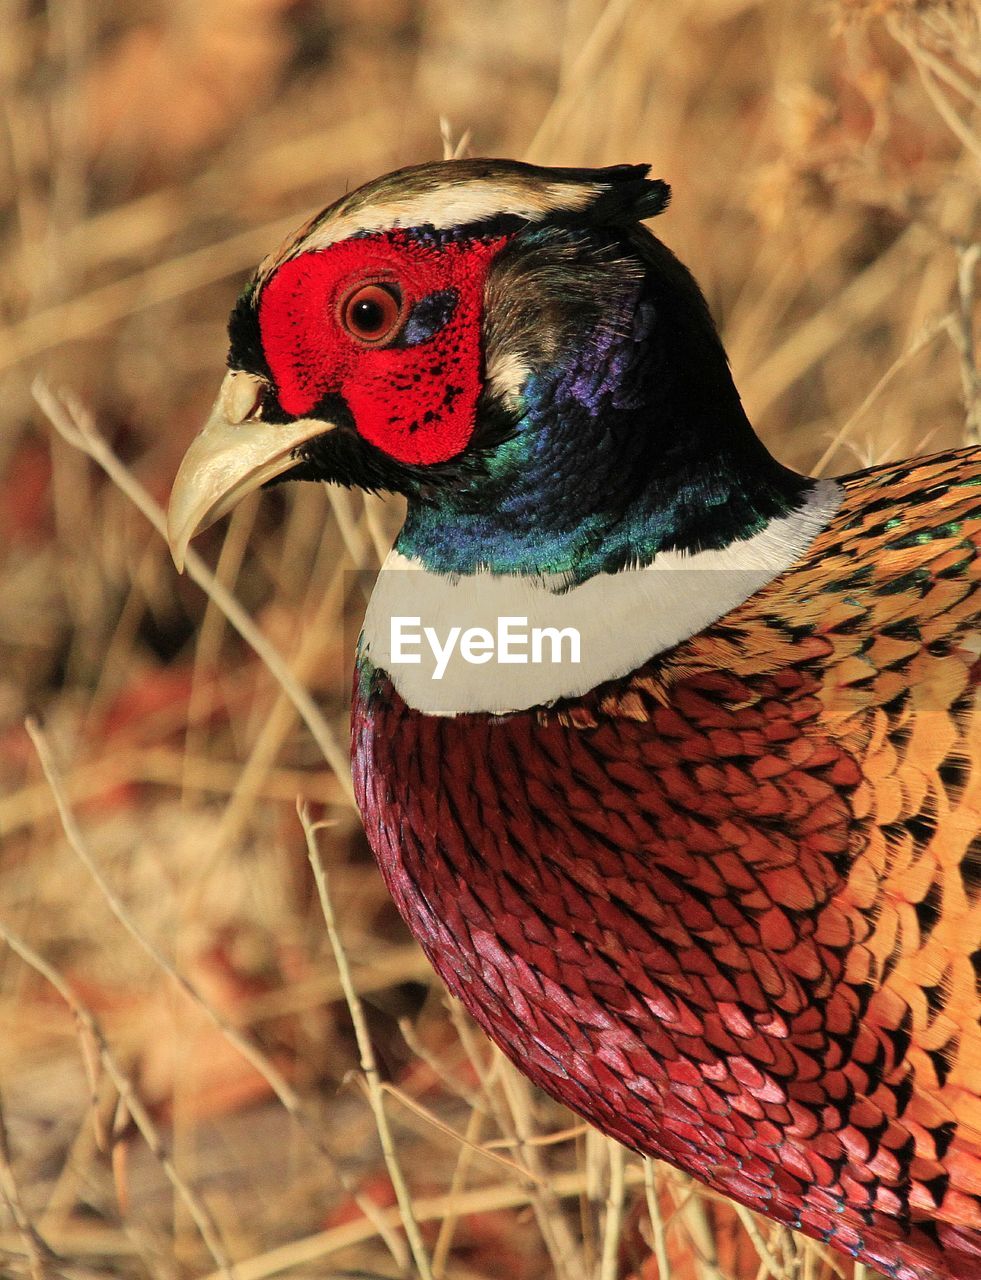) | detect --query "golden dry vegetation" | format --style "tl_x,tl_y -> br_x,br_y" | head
1,1 -> 980,1278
